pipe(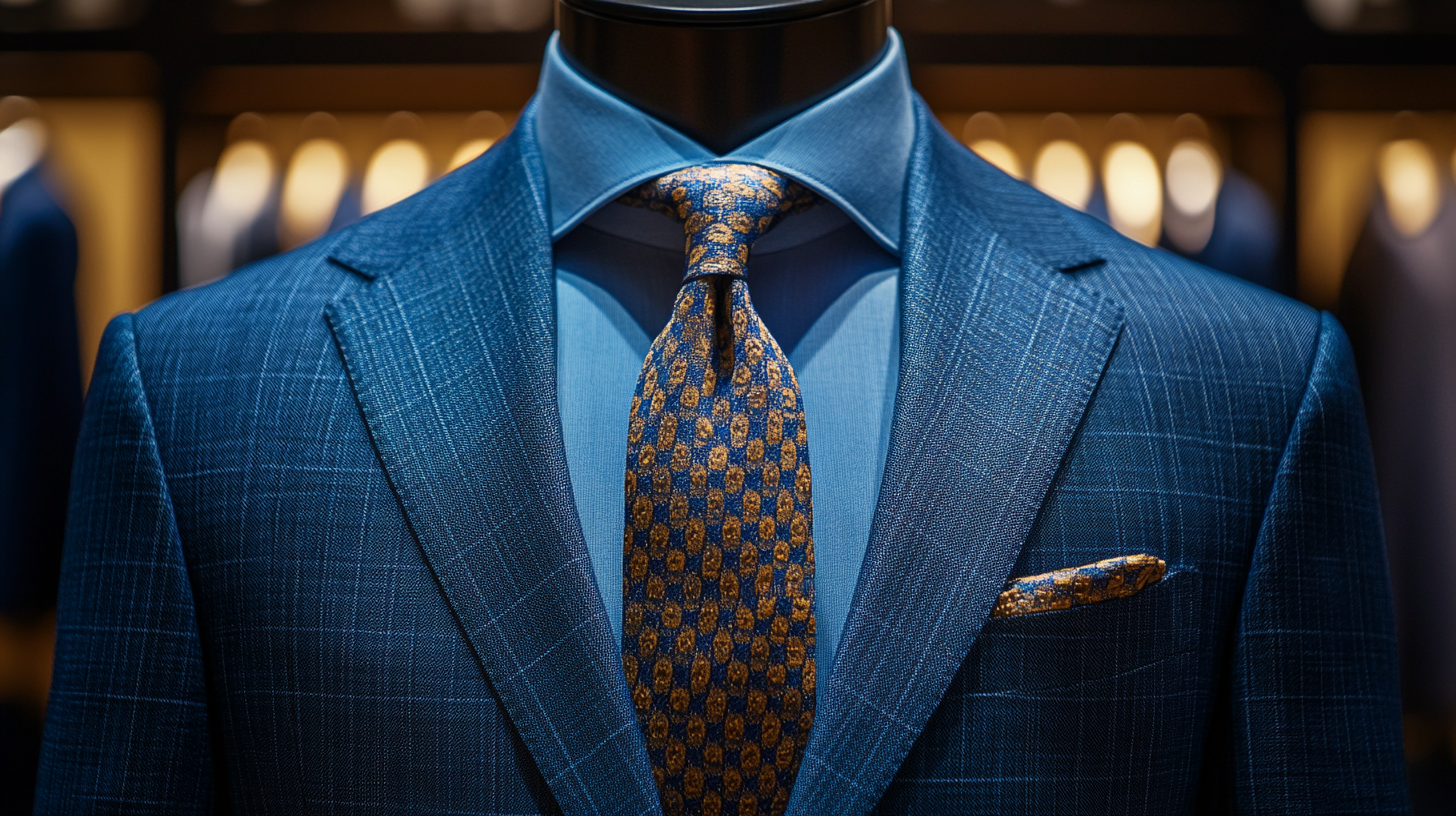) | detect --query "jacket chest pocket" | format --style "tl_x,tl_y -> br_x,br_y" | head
879,569 -> 1209,814
965,567 -> 1203,694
